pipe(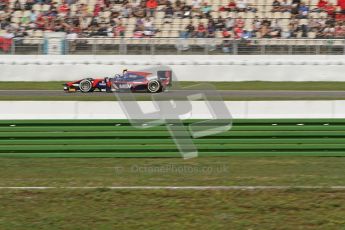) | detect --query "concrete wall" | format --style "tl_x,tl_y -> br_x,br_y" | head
1,55 -> 345,82
2,100 -> 345,119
